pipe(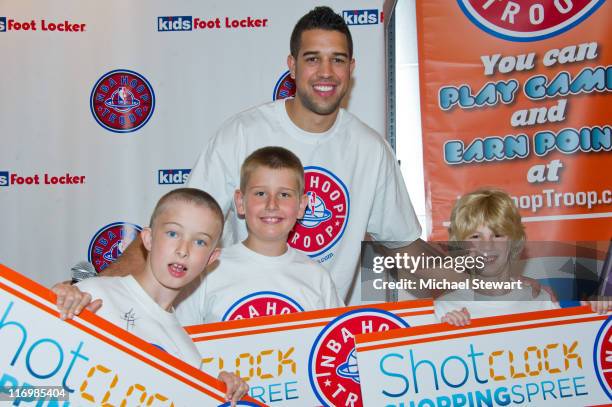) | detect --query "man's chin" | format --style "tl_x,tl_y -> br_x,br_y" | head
301,96 -> 343,116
